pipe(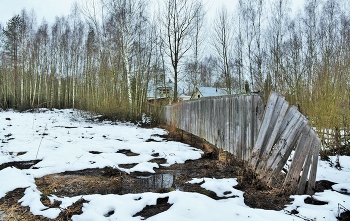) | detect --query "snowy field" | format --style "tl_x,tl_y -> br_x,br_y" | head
0,109 -> 349,221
